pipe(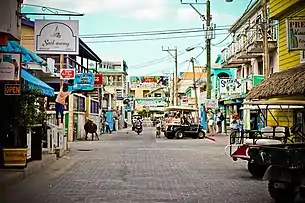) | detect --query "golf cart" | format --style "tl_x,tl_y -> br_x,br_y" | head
164,106 -> 205,139
248,100 -> 305,202
225,100 -> 305,179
